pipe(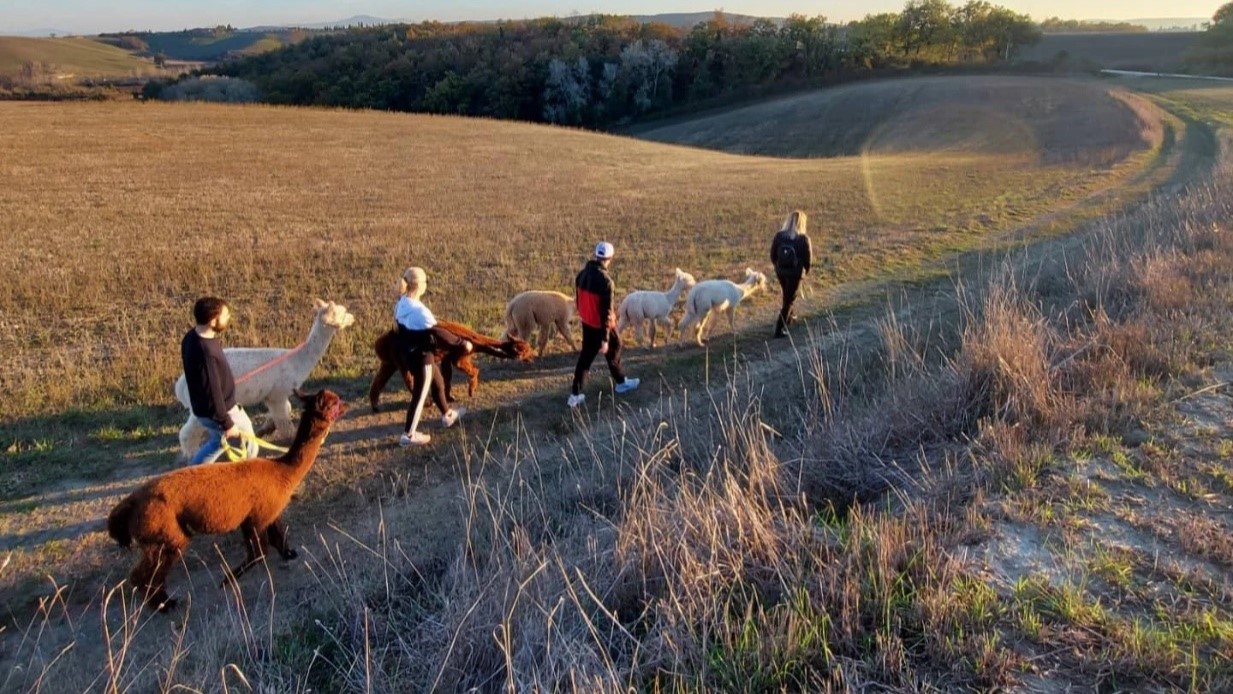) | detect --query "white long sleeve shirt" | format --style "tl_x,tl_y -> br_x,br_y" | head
395,296 -> 437,331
